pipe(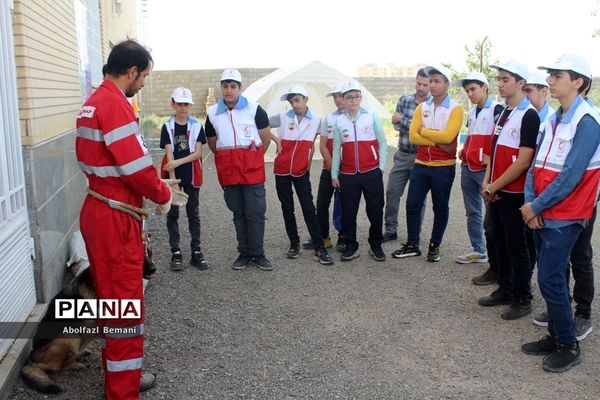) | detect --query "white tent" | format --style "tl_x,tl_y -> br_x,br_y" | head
243,61 -> 390,120
242,61 -> 390,161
